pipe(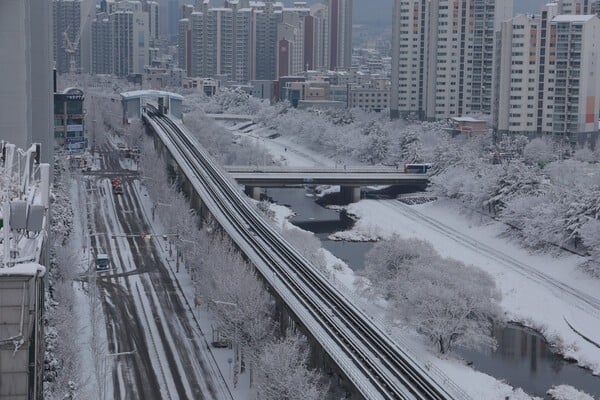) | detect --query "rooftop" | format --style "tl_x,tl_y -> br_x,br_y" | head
552,14 -> 596,23
120,90 -> 184,101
